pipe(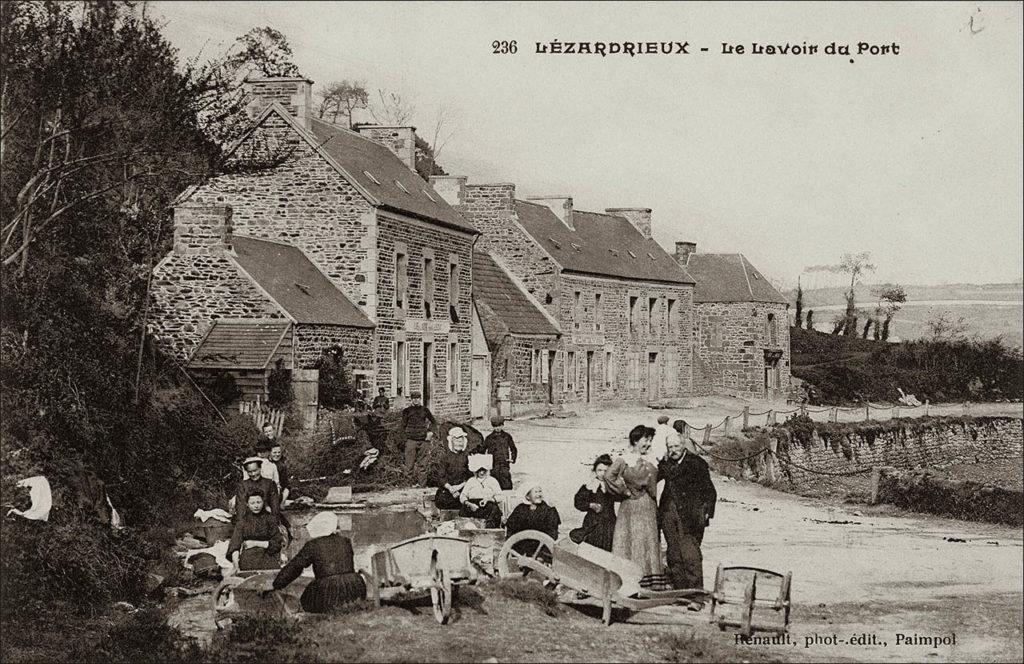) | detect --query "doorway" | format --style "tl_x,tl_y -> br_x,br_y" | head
647,352 -> 660,400
547,351 -> 555,405
585,351 -> 594,402
422,342 -> 433,409
471,356 -> 488,419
